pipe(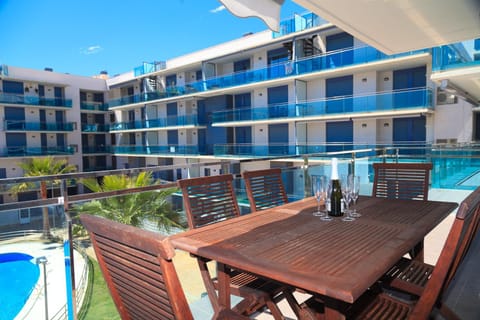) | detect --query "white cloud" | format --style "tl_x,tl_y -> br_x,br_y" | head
210,5 -> 225,13
81,45 -> 103,55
